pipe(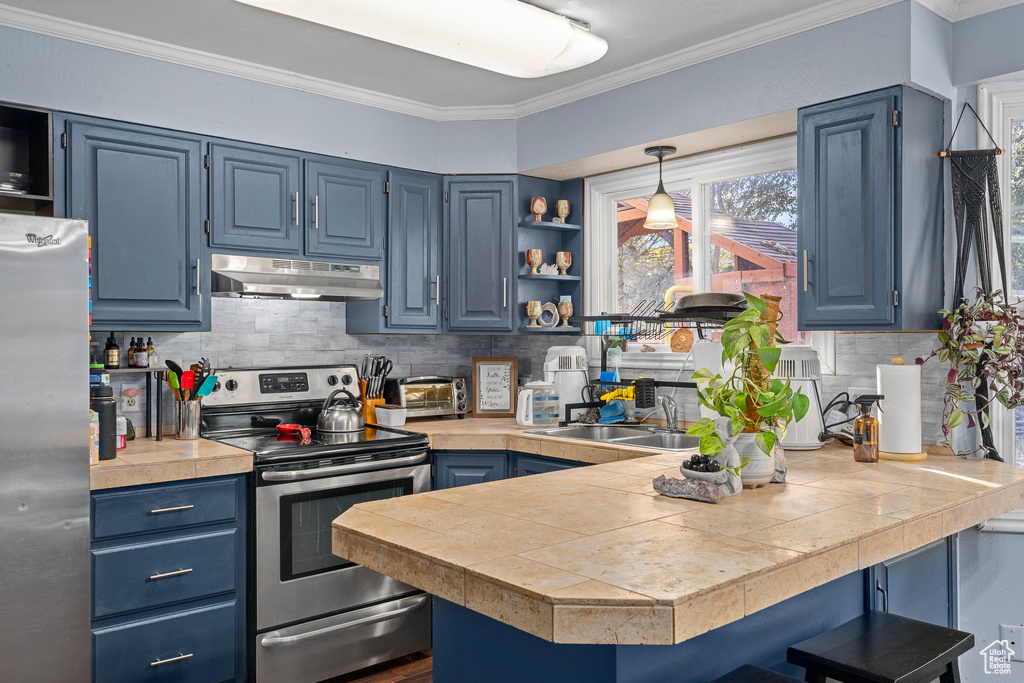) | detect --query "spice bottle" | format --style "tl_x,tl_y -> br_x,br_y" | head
103,333 -> 120,370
